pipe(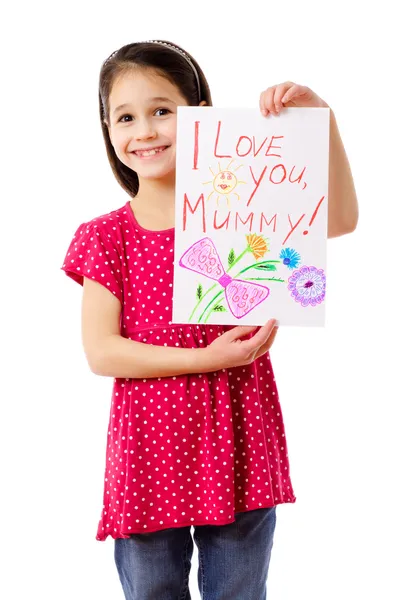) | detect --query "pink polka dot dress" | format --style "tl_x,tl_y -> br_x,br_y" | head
61,200 -> 297,541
